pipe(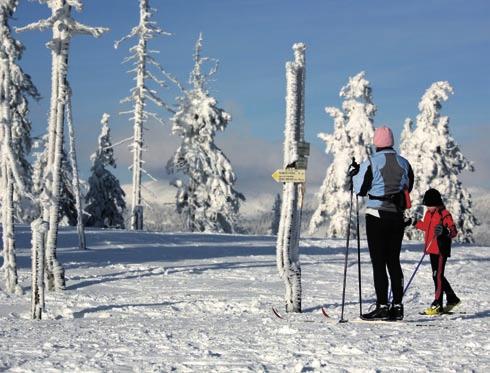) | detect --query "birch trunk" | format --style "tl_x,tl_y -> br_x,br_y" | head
276,43 -> 306,313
